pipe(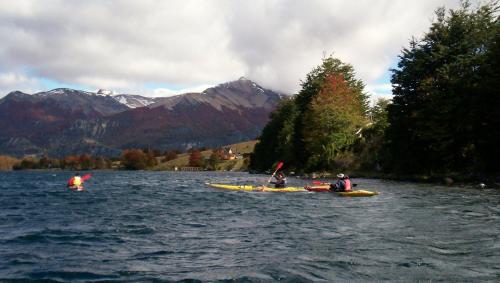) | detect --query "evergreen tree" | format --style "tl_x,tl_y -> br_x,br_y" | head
207,151 -> 221,170
357,98 -> 390,171
250,98 -> 298,171
386,2 -> 499,174
474,3 -> 500,172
